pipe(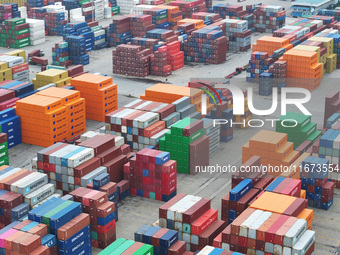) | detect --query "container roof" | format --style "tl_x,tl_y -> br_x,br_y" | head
292,0 -> 332,7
